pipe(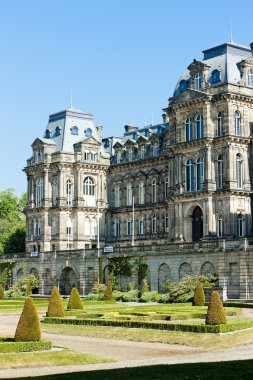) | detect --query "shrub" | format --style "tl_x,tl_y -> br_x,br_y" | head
140,291 -> 160,303
46,286 -> 65,317
67,287 -> 83,310
112,291 -> 124,301
0,284 -> 4,300
0,339 -> 51,353
25,282 -> 32,296
104,282 -> 113,301
193,282 -> 205,306
170,275 -> 213,303
140,279 -> 149,296
121,290 -> 139,302
14,296 -> 41,342
158,293 -> 171,303
206,290 -> 227,325
163,278 -> 174,293
85,292 -> 105,301
4,289 -> 23,298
